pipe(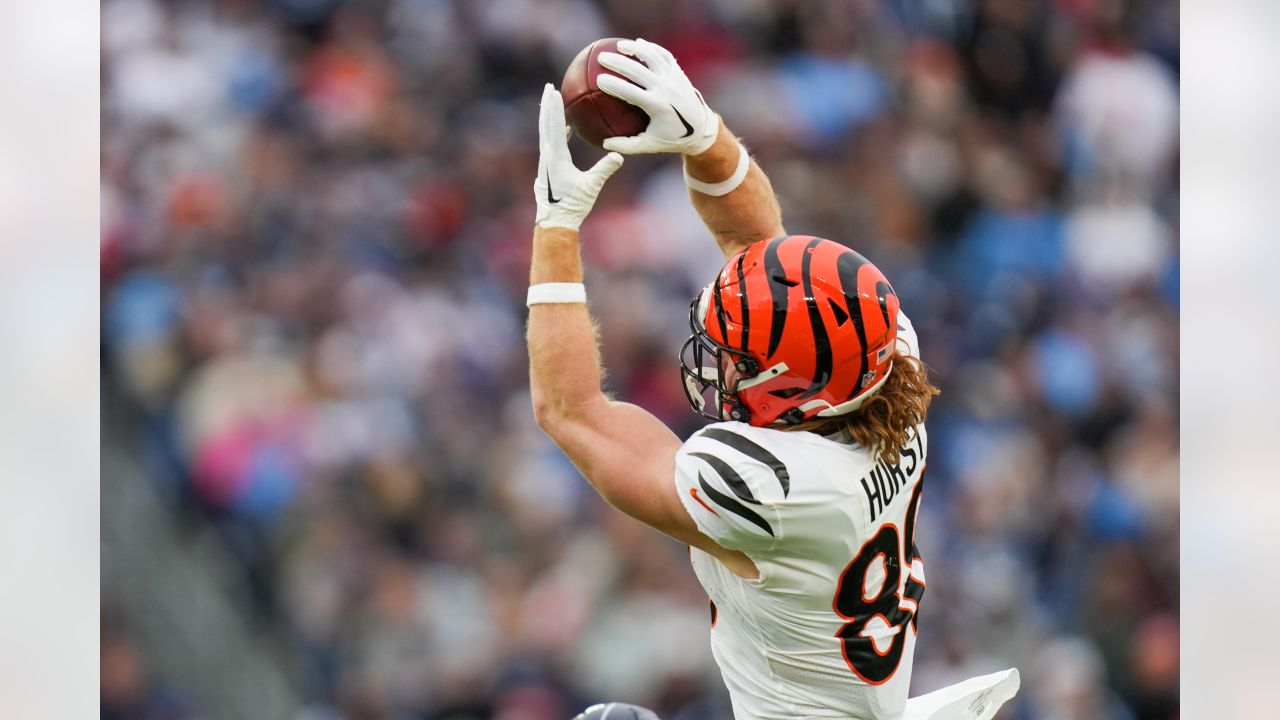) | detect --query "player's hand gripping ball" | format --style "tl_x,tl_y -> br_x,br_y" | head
533,84 -> 624,231
563,37 -> 719,155
563,37 -> 721,153
561,38 -> 651,148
